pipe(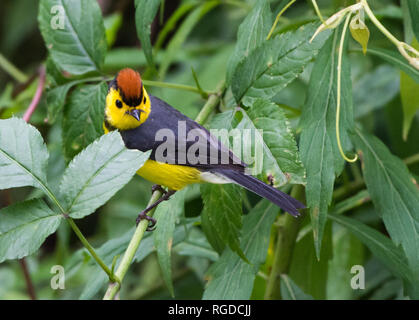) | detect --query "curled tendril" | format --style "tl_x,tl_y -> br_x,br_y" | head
336,14 -> 358,163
